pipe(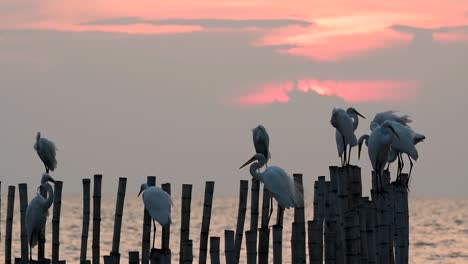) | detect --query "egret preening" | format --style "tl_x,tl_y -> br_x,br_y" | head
239,153 -> 303,227
252,125 -> 270,168
26,174 -> 56,261
331,107 -> 366,166
34,132 -> 57,174
138,184 -> 172,249
370,111 -> 412,131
